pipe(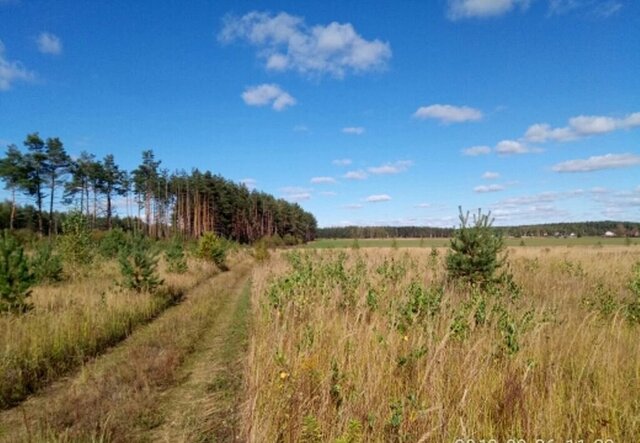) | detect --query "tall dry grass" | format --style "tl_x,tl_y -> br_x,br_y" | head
0,256 -> 216,409
244,247 -> 640,441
